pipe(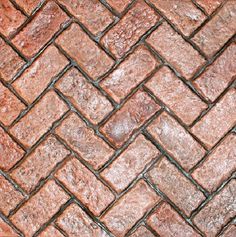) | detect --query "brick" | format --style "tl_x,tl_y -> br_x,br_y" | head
0,127 -> 25,171
15,0 -> 44,15
55,157 -> 114,216
56,23 -> 114,80
100,45 -> 158,103
129,226 -> 155,237
193,179 -> 236,236
55,113 -> 114,169
147,22 -> 205,79
0,217 -> 19,237
55,68 -> 113,124
147,112 -> 205,171
101,91 -> 160,148
191,89 -> 236,148
147,202 -> 201,237
146,66 -> 207,125
12,2 -> 69,58
193,42 -> 236,102
13,45 -> 68,104
148,157 -> 205,216
11,180 -> 69,237
101,180 -> 160,236
38,225 -> 64,237
195,0 -> 224,14
10,91 -> 68,148
11,135 -> 69,193
101,134 -> 159,193
193,0 -> 236,57
220,224 -> 236,237
101,0 -> 159,58
106,0 -> 132,13
0,83 -> 25,126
